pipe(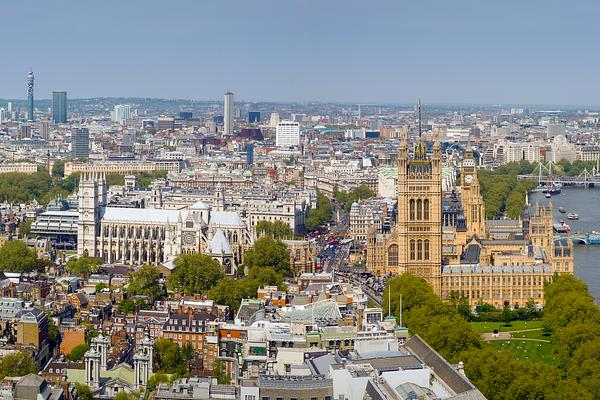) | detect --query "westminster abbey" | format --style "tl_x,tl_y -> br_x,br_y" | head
366,139 -> 573,308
